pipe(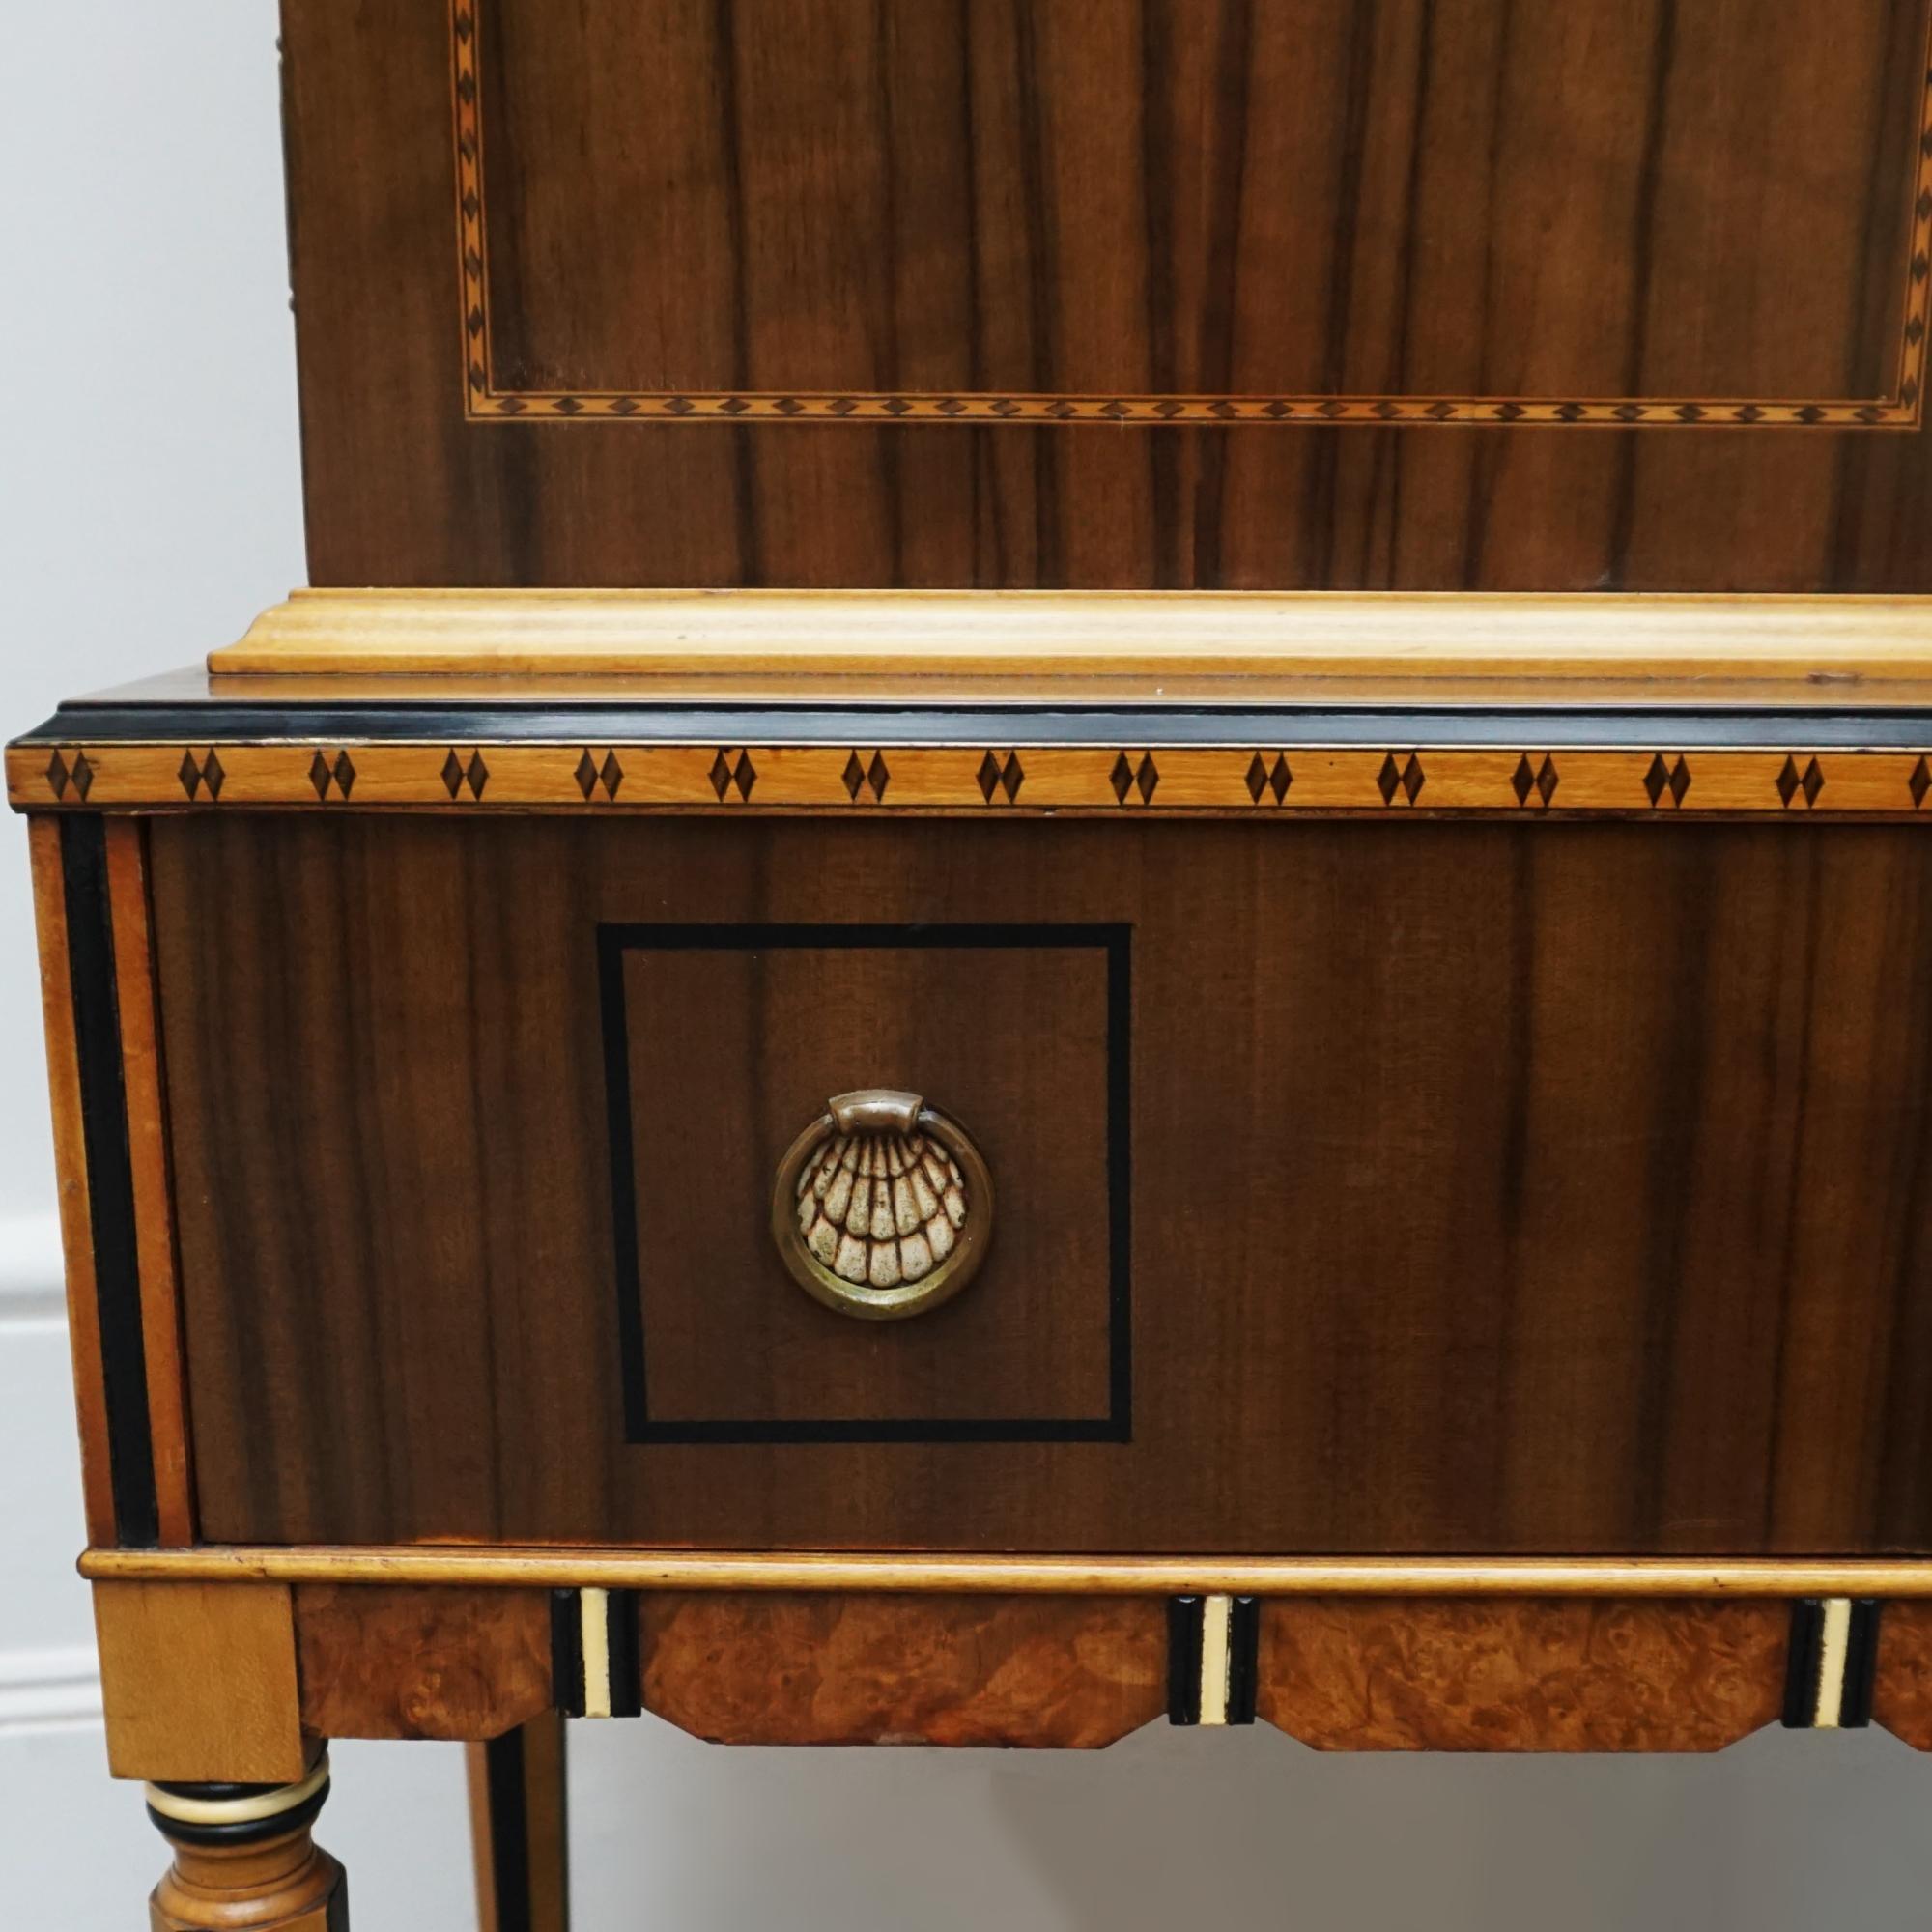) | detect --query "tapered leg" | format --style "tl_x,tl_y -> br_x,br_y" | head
466,1714 -> 570,1932
145,1752 -> 347,1930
